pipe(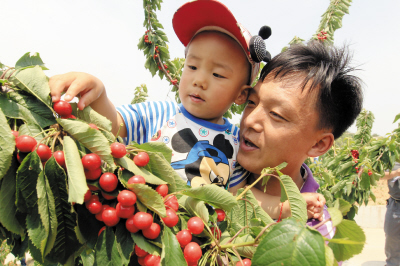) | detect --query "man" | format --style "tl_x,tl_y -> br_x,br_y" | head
382,162 -> 400,266
231,40 -> 363,224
